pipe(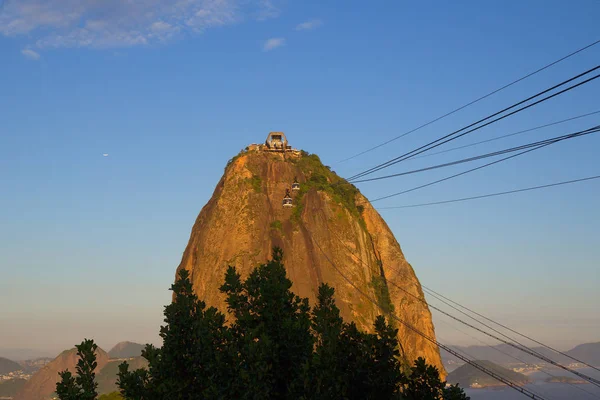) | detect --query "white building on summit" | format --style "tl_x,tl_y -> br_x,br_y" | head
247,132 -> 299,154
265,131 -> 290,151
